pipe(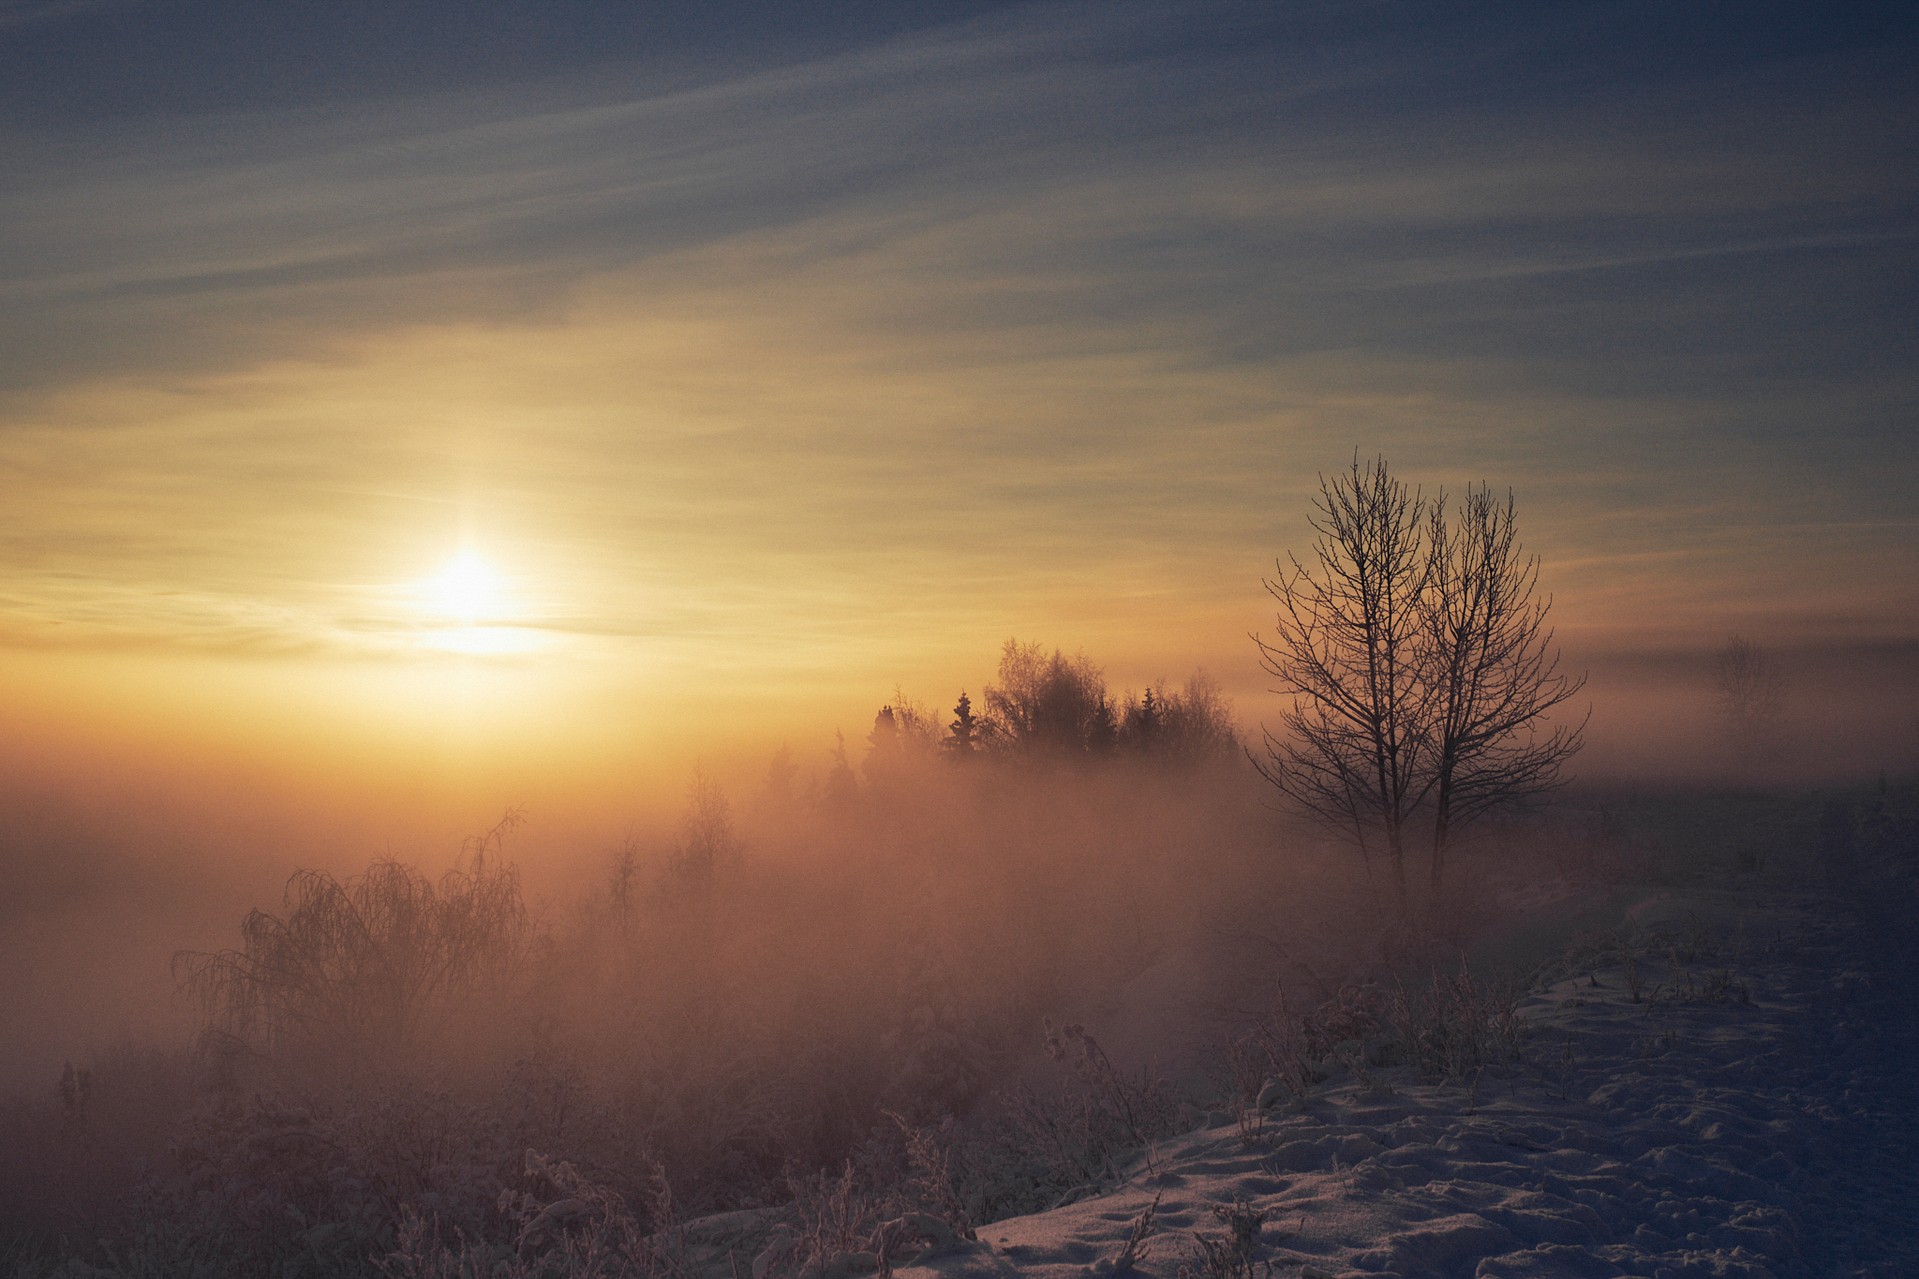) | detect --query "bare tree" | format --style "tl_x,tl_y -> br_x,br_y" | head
864,690 -> 940,789
1254,458 -> 1586,905
670,771 -> 743,889
1419,485 -> 1586,891
1253,456 -> 1432,903
1710,634 -> 1785,764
